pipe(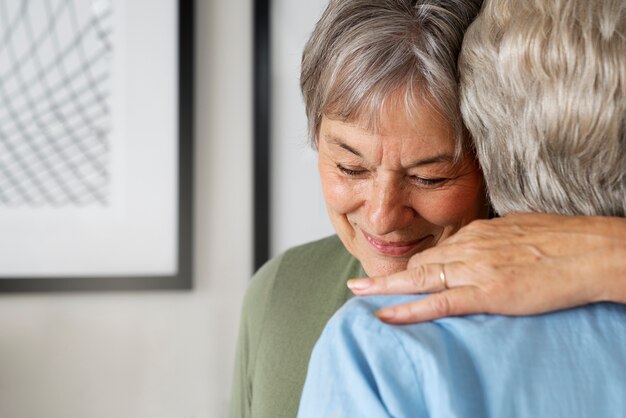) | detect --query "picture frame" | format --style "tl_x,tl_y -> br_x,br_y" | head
253,0 -> 271,271
0,0 -> 193,292
254,0 -> 336,271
